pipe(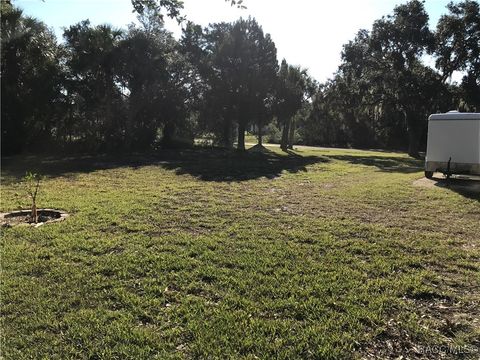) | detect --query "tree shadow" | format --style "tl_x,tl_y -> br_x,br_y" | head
1,147 -> 328,184
159,146 -> 327,181
327,154 -> 423,174
1,153 -> 142,185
